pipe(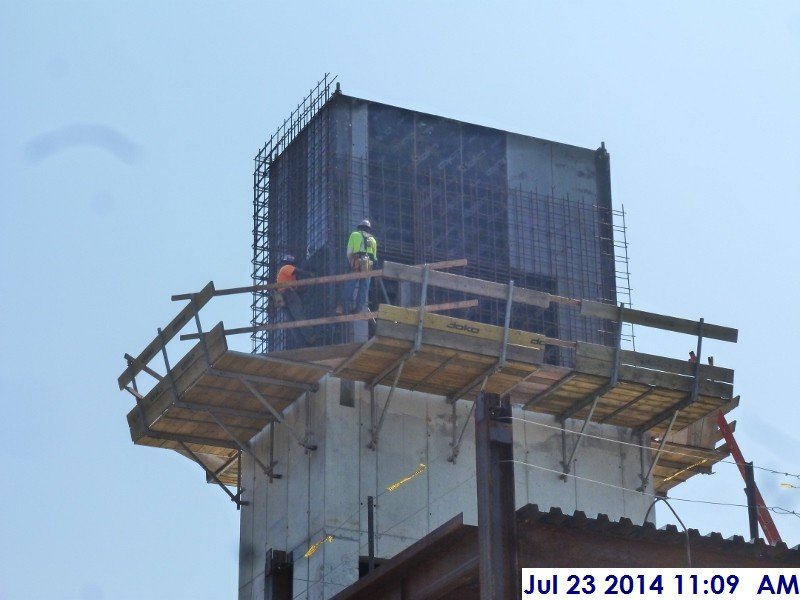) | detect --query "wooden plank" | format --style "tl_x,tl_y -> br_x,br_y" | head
119,280 -> 216,389
171,258 -> 468,300
574,353 -> 733,399
228,349 -> 333,372
577,343 -> 733,383
653,459 -> 713,475
381,262 -> 562,309
128,409 -> 240,451
579,300 -> 738,343
621,350 -> 733,383
617,365 -> 732,399
181,299 -> 478,340
266,342 -> 362,365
